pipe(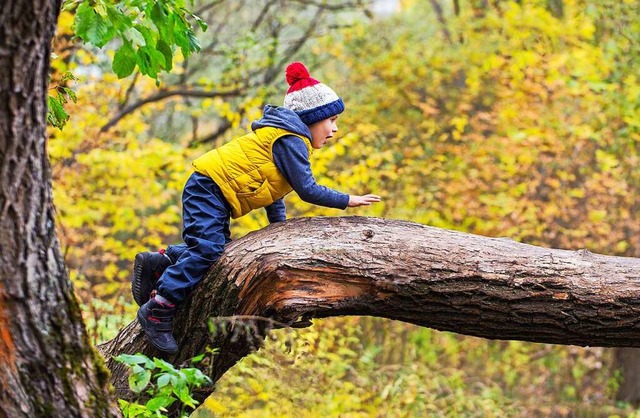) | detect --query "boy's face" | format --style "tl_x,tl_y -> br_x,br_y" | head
309,115 -> 339,149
